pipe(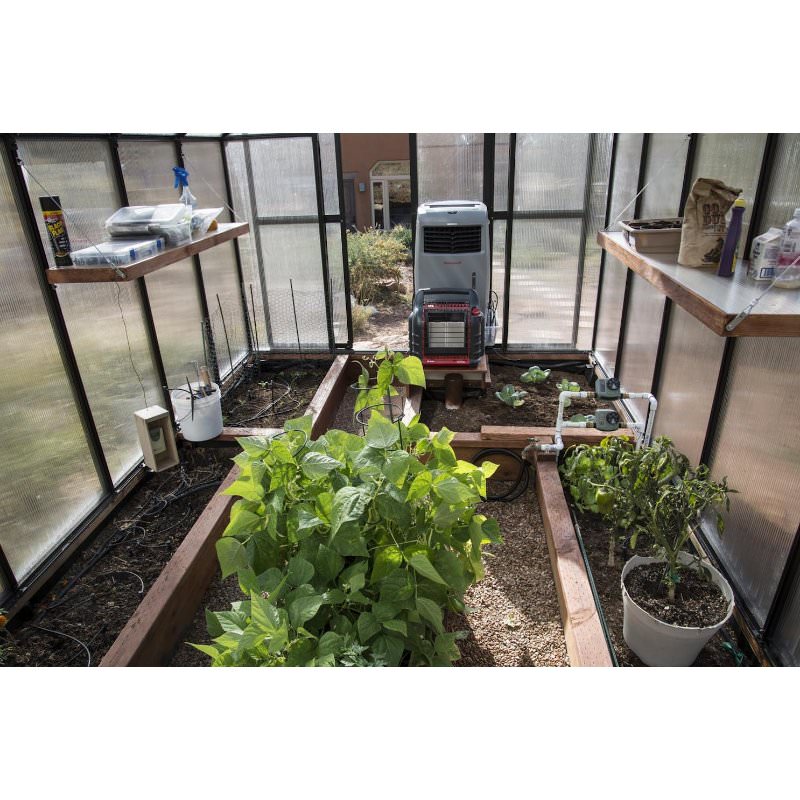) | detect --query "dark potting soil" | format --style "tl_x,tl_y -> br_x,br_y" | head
623,563 -> 729,628
221,360 -> 330,429
1,446 -> 237,667
419,364 -> 598,433
575,513 -> 748,667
